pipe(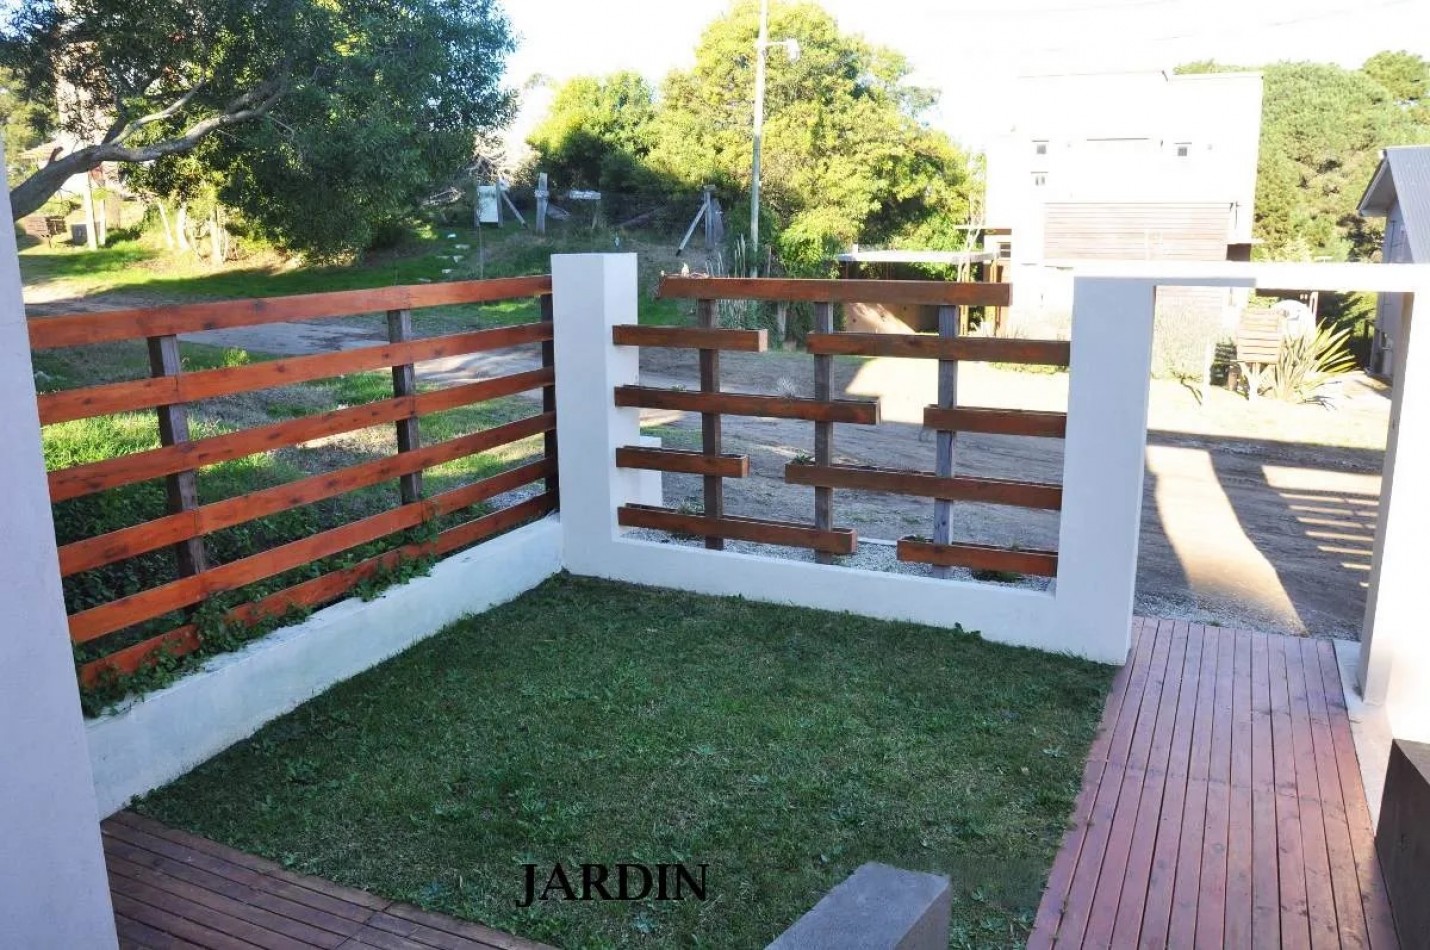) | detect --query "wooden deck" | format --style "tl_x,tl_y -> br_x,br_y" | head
103,812 -> 550,950
1031,619 -> 1399,949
